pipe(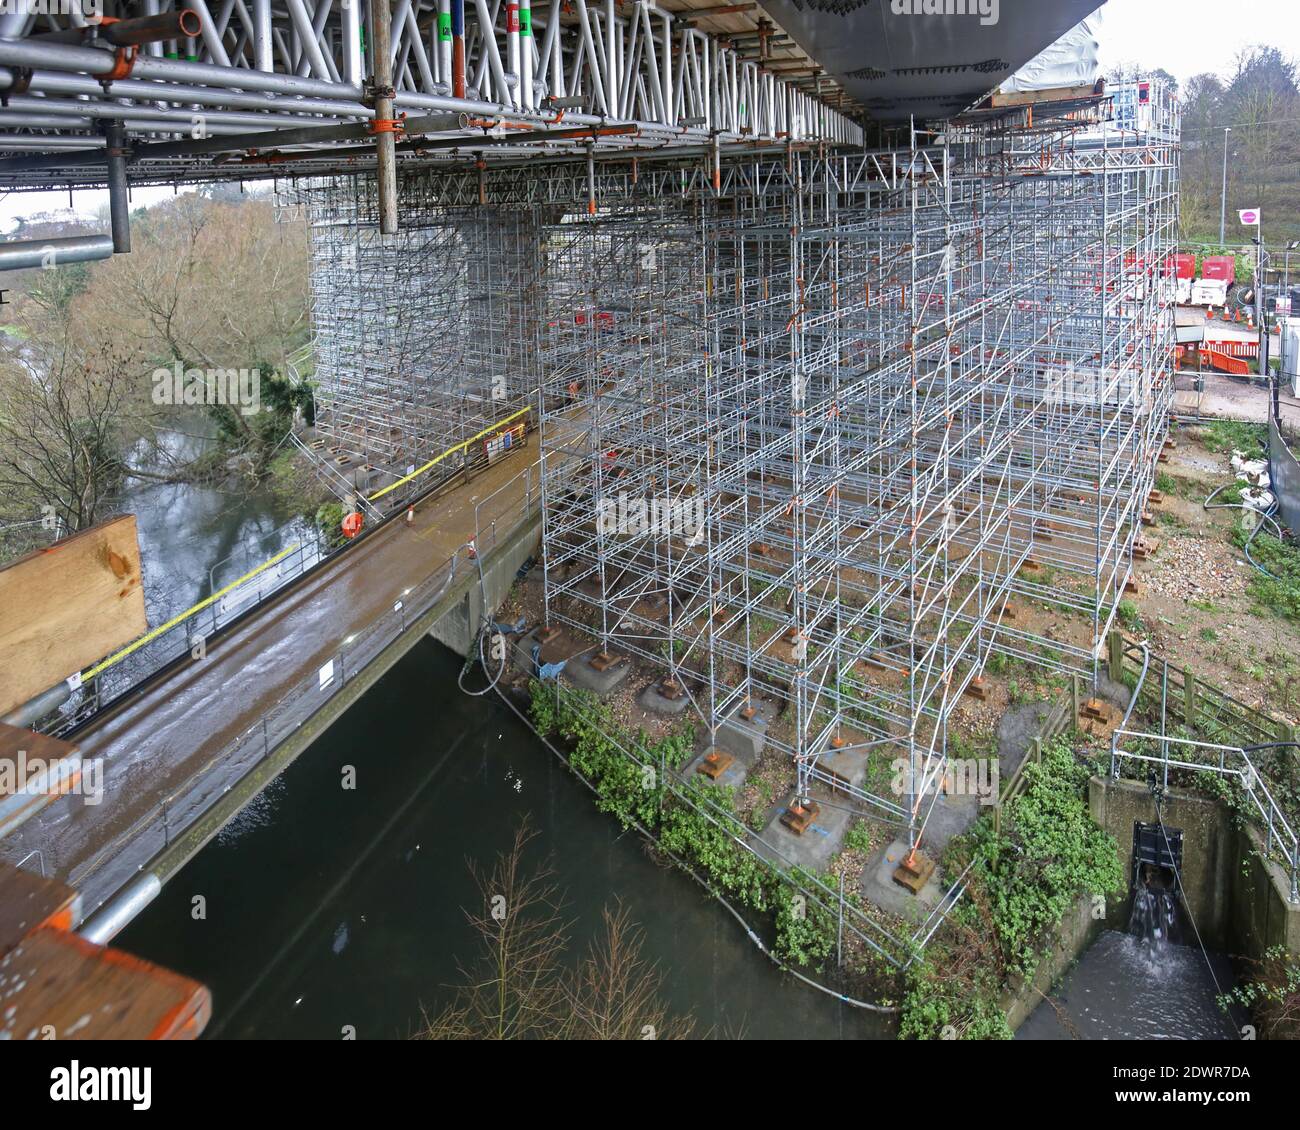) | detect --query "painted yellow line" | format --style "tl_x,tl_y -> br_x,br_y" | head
82,542 -> 302,681
366,406 -> 531,504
